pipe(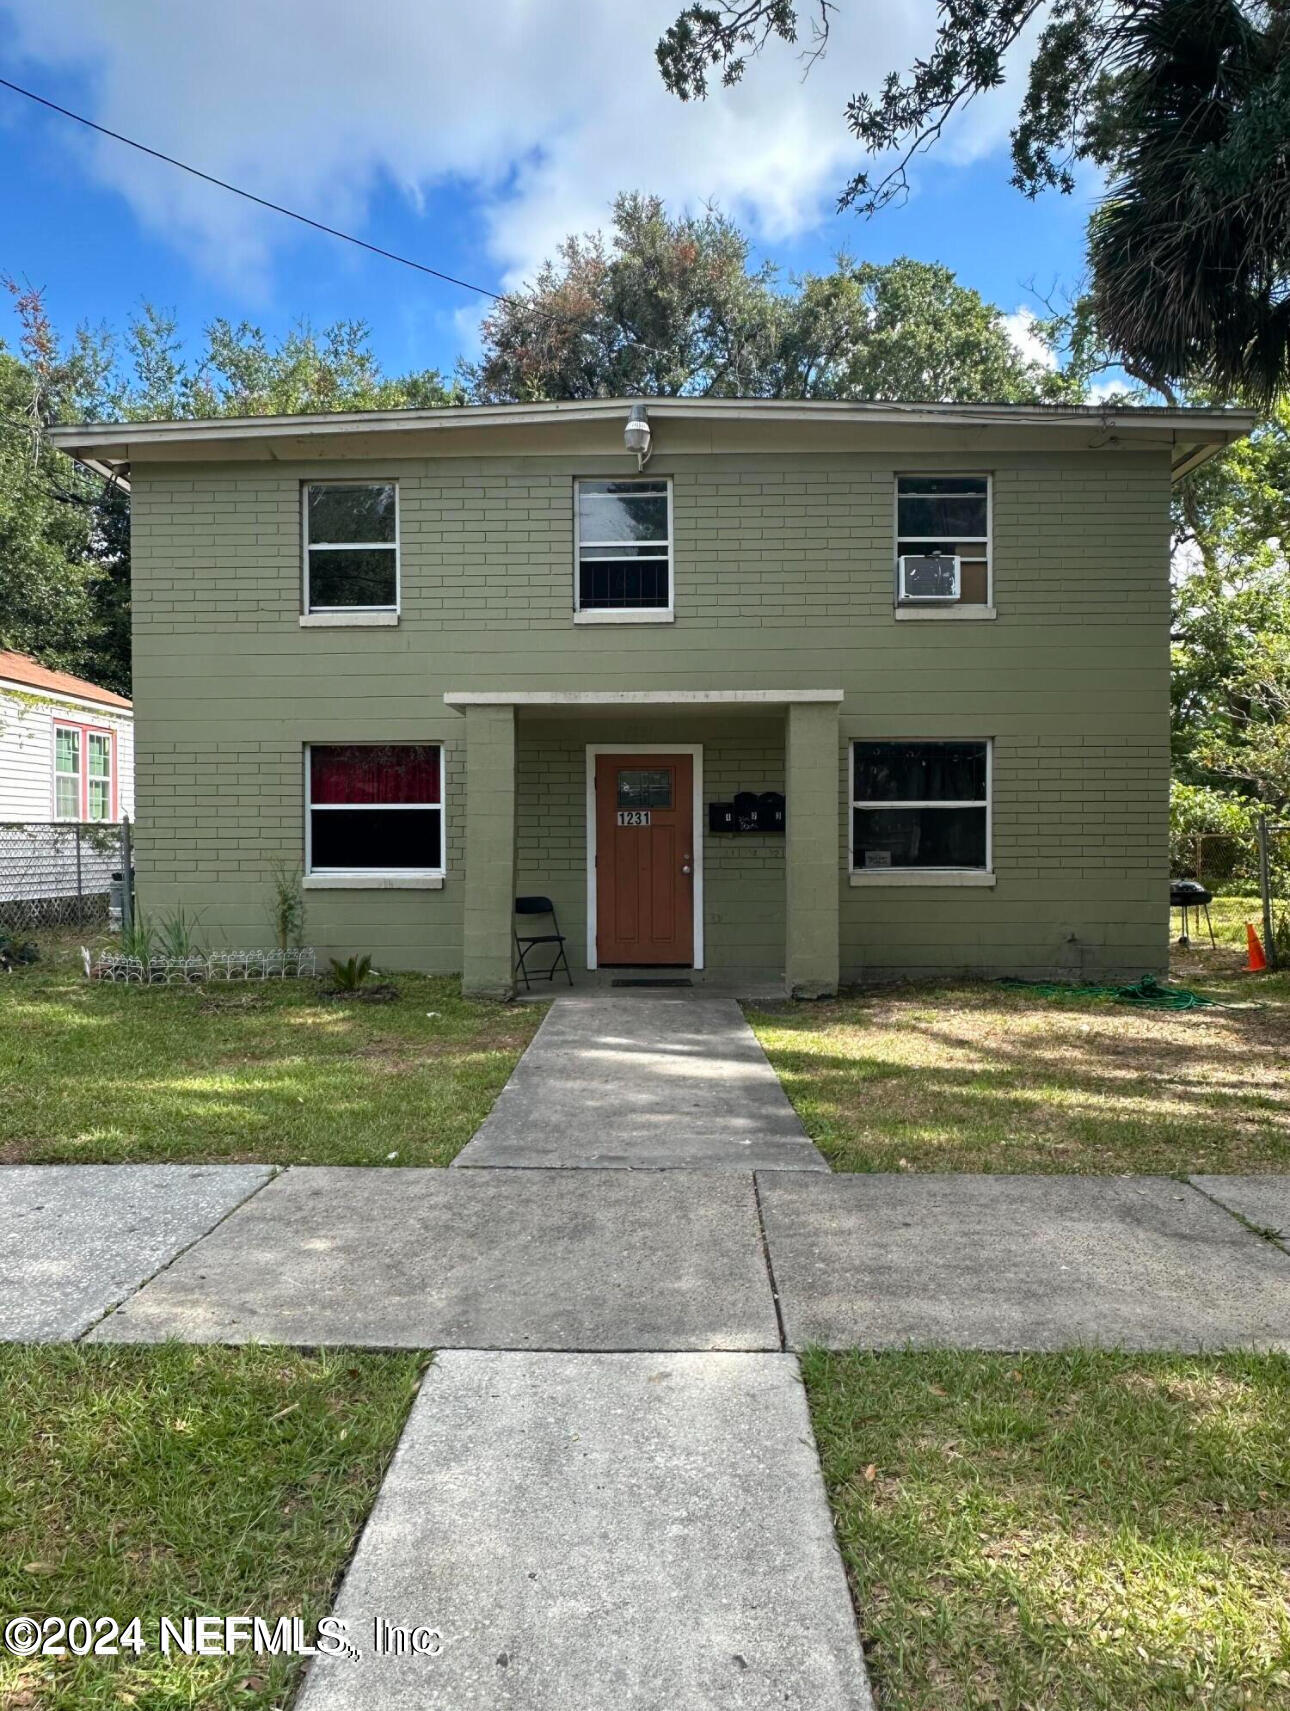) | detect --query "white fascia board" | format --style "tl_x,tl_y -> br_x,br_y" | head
443,689 -> 845,708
